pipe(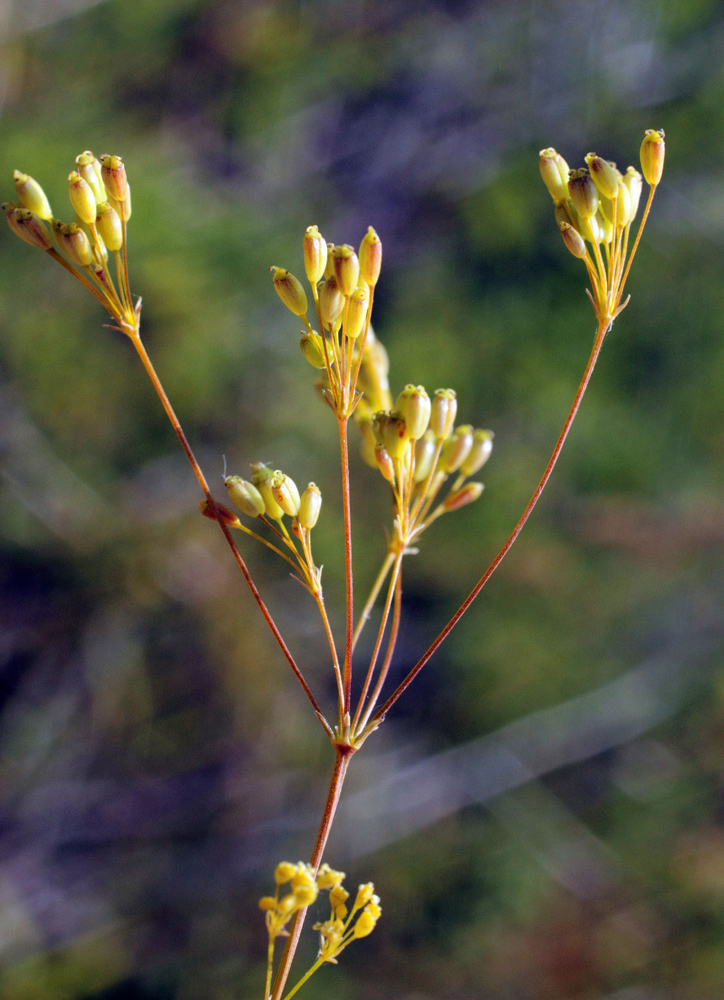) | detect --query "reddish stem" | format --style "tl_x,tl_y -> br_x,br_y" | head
269,744 -> 355,1000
